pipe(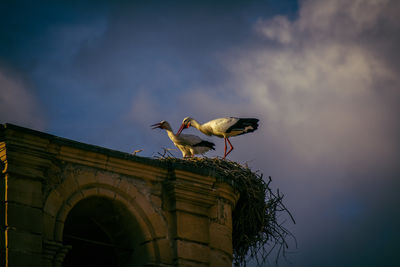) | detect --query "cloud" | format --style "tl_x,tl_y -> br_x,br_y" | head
204,0 -> 400,265
226,0 -> 400,171
0,68 -> 46,129
127,90 -> 161,126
